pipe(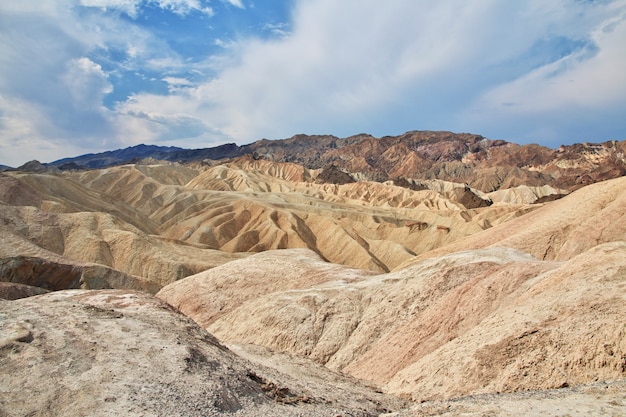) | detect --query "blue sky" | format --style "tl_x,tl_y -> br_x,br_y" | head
1,0 -> 625,166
